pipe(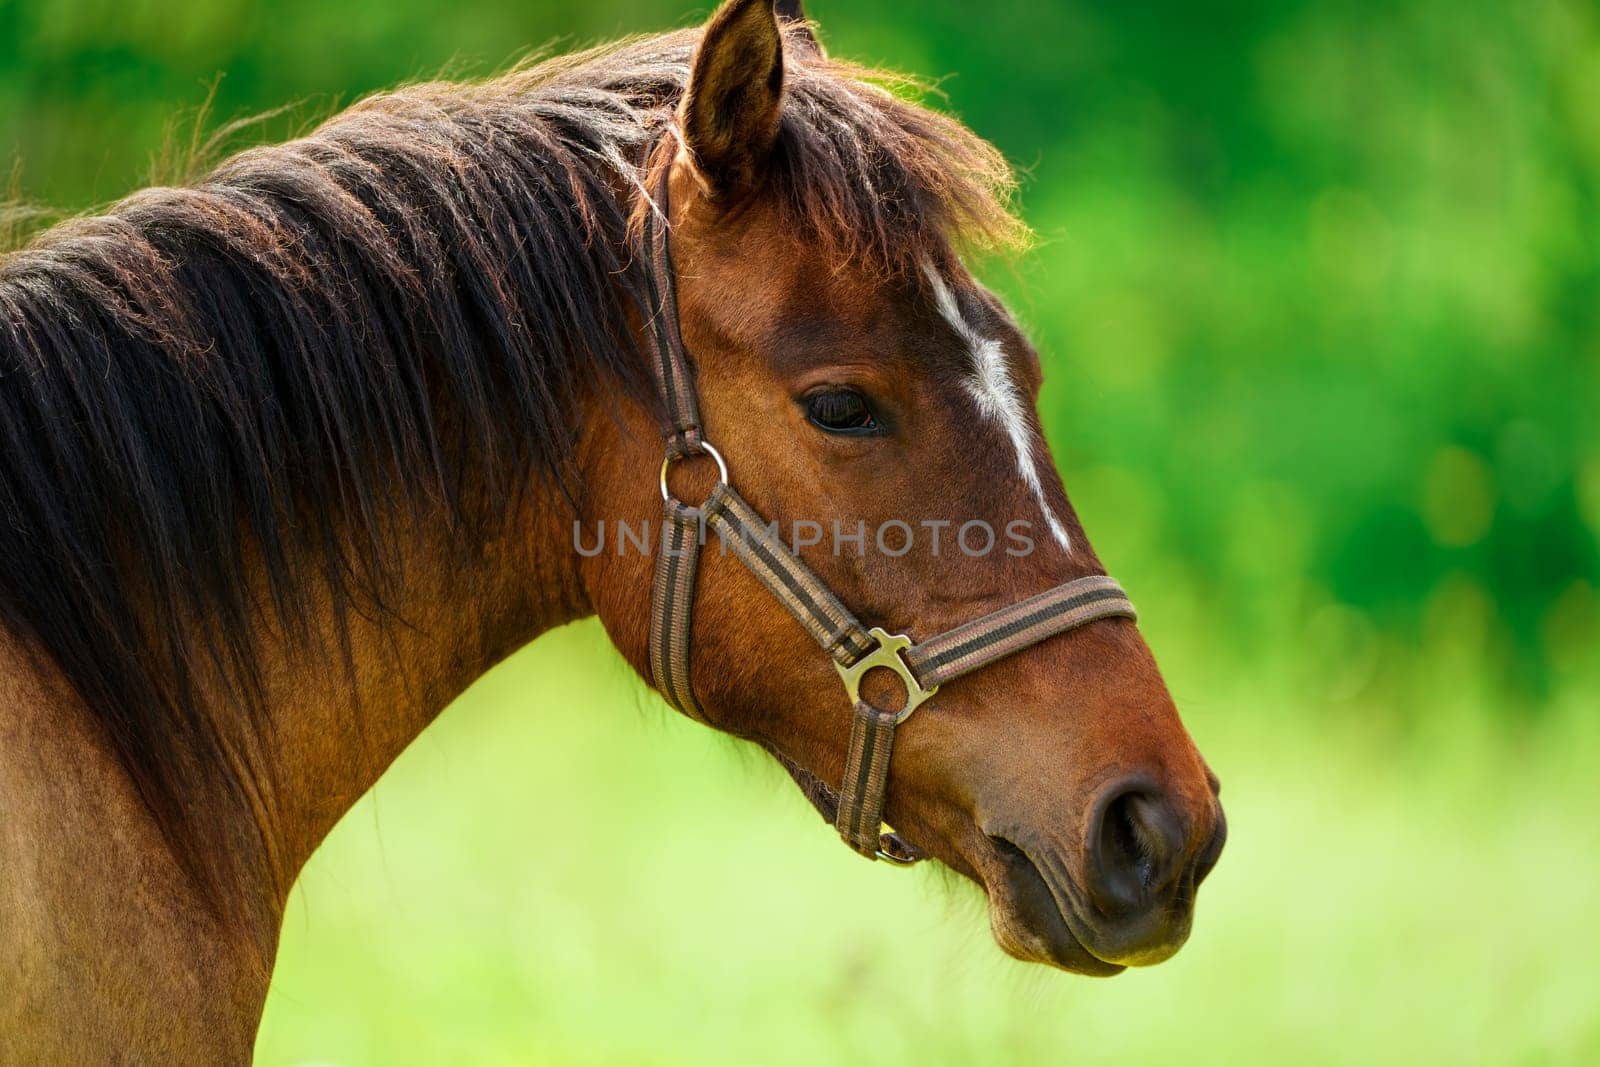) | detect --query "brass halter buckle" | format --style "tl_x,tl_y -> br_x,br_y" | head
833,626 -> 938,725
834,627 -> 937,865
